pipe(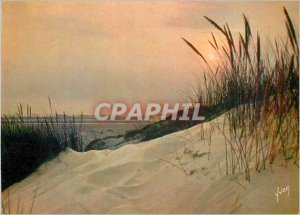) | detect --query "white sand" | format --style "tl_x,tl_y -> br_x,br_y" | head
2,116 -> 299,214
